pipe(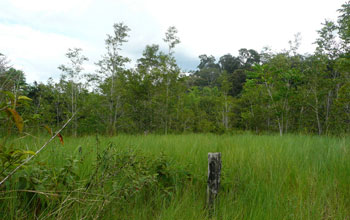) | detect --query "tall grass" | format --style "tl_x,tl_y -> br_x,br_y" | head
2,134 -> 350,219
